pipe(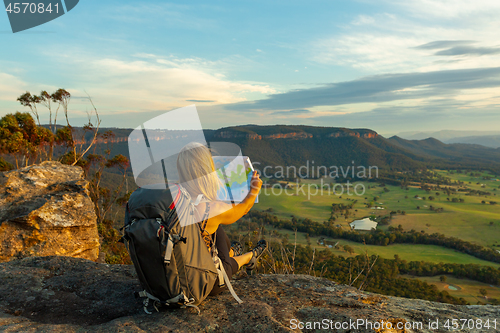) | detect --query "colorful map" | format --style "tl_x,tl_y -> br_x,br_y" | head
212,156 -> 258,203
